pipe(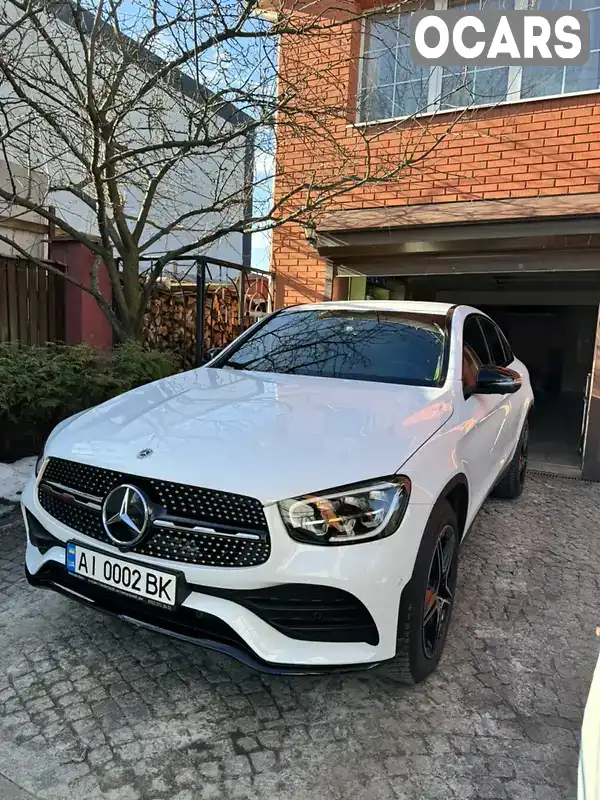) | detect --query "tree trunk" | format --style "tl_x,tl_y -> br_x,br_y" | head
114,256 -> 146,342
